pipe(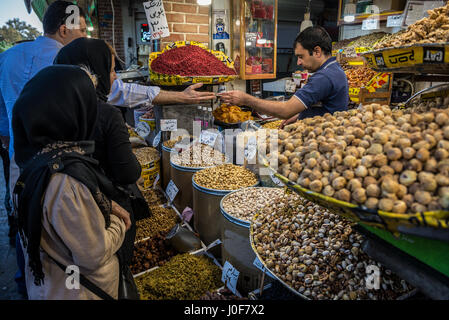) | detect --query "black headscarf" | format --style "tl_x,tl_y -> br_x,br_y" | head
12,65 -> 117,285
54,38 -> 112,102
